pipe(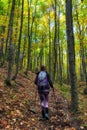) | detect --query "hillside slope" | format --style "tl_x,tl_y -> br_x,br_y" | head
0,67 -> 83,130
